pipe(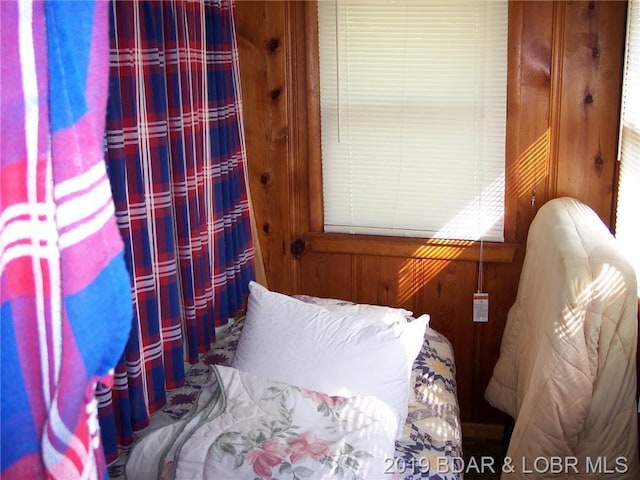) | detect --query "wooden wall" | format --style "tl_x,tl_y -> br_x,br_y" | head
235,1 -> 627,426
